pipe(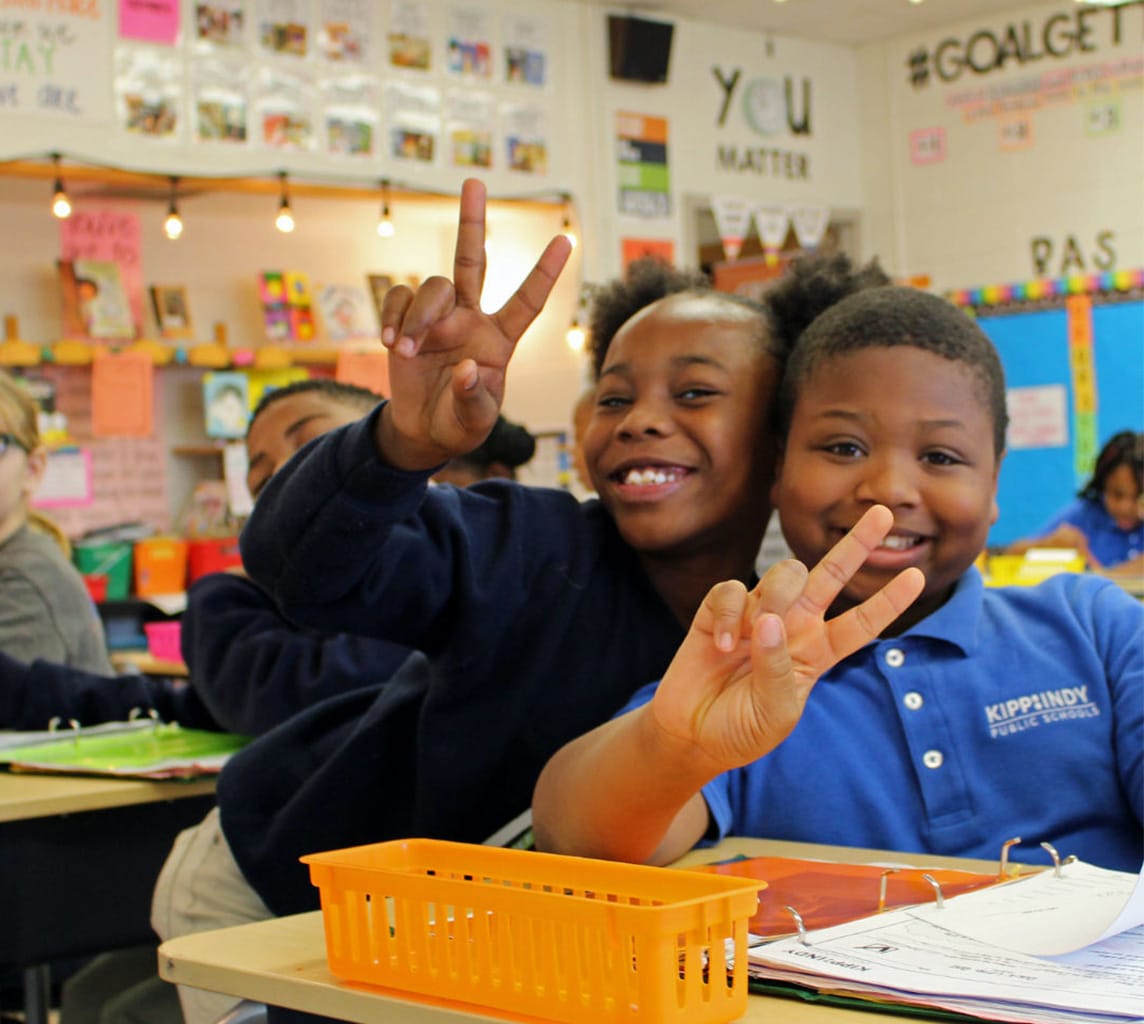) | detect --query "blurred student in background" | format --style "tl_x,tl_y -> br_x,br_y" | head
0,369 -> 112,673
431,414 -> 536,487
1008,430 -> 1143,575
